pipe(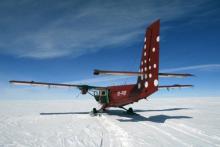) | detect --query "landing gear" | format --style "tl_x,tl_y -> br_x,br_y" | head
90,108 -> 100,116
90,107 -> 104,116
92,108 -> 97,114
127,107 -> 134,114
119,106 -> 134,114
